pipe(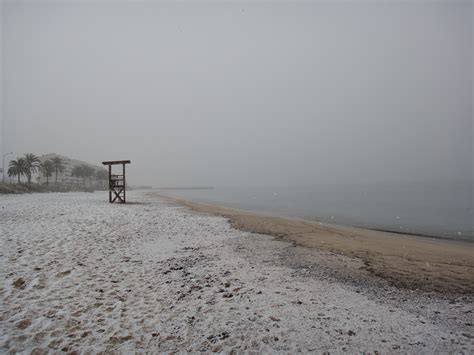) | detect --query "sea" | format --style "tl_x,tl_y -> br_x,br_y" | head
157,180 -> 473,242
